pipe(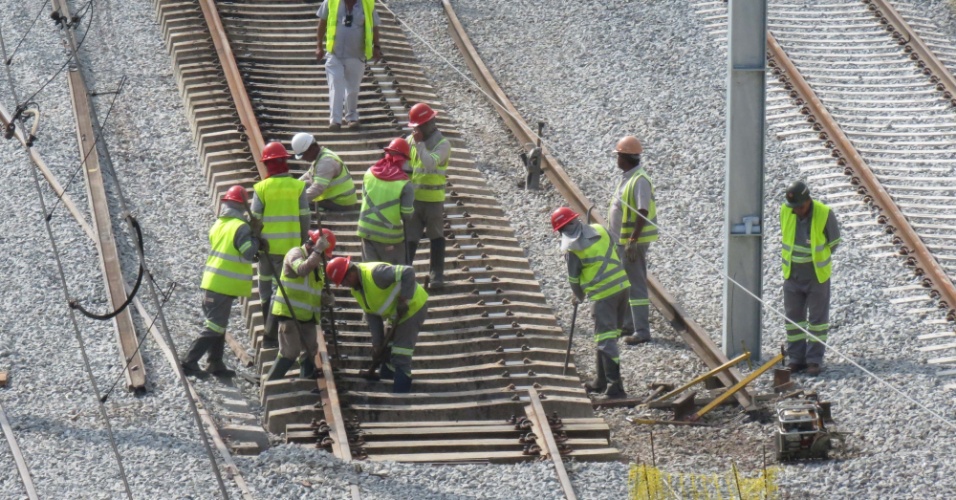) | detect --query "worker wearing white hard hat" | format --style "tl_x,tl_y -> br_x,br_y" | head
292,132 -> 357,211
